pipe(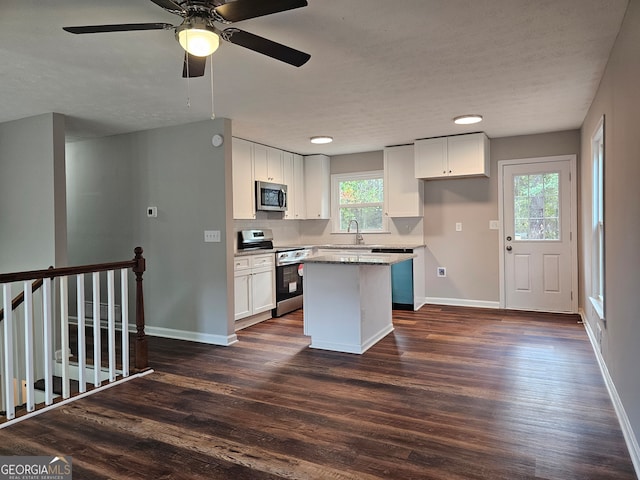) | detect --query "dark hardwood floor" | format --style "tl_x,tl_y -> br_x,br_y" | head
0,305 -> 636,479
